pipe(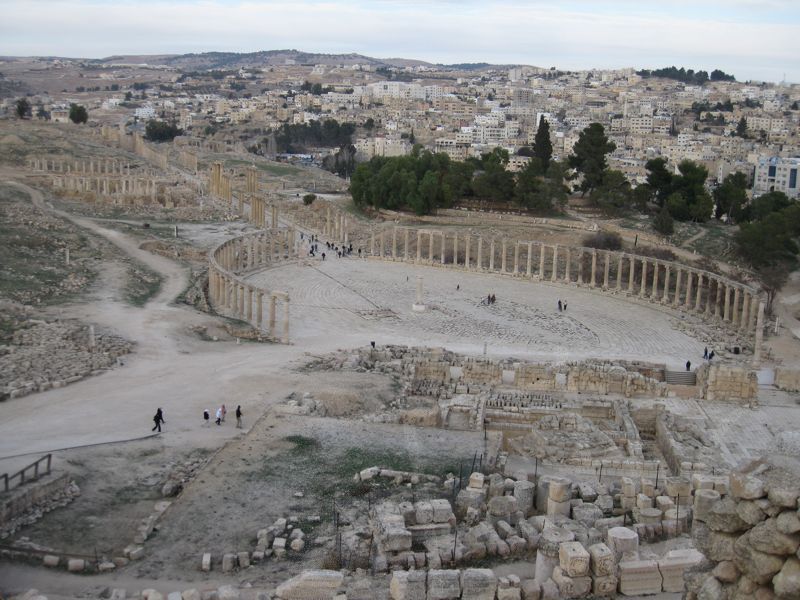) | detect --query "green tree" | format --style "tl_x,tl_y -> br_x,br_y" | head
631,184 -> 653,212
145,119 -> 182,142
533,116 -> 553,171
736,117 -> 748,137
652,205 -> 674,236
740,191 -> 792,222
15,98 -> 30,119
69,103 -> 88,124
645,158 -> 673,205
713,171 -> 748,220
568,123 -> 616,195
670,160 -> 713,222
364,117 -> 374,130
589,170 -> 632,215
736,210 -> 800,313
302,193 -> 316,205
473,148 -> 515,202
